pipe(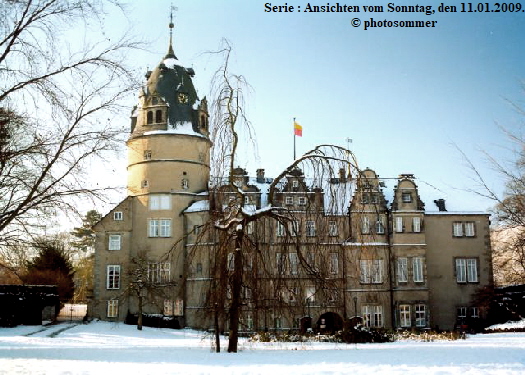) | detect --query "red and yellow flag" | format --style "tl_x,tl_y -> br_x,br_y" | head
294,121 -> 302,137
